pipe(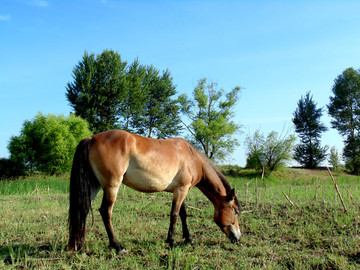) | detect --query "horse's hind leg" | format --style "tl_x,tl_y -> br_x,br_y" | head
99,186 -> 124,252
180,202 -> 193,244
